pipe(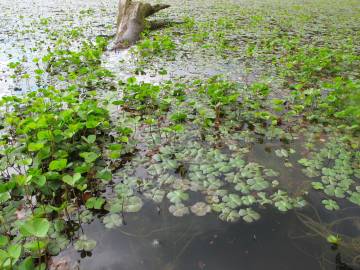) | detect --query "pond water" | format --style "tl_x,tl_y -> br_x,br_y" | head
52,136 -> 358,270
55,201 -> 359,270
1,0 -> 359,270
